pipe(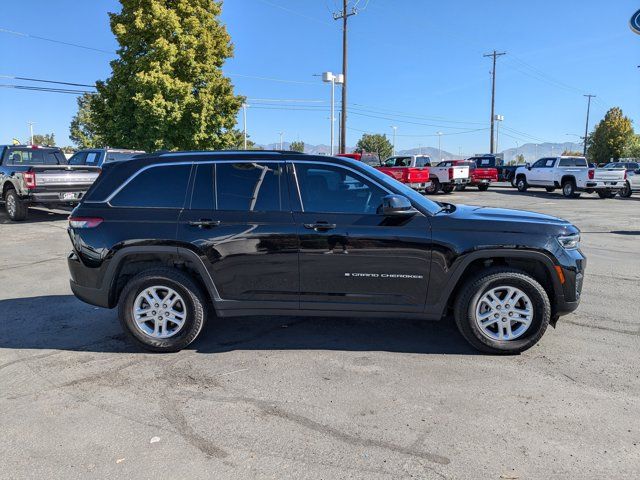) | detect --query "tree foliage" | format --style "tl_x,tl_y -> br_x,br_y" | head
561,150 -> 583,156
70,93 -> 104,148
355,133 -> 393,161
30,133 -> 56,146
290,140 -> 305,153
85,0 -> 243,152
514,153 -> 525,164
587,107 -> 634,163
228,129 -> 261,150
624,135 -> 640,158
